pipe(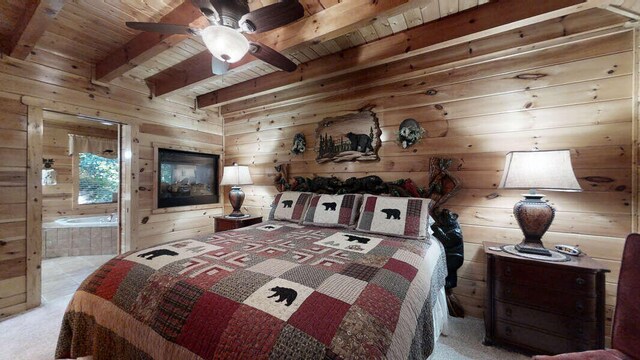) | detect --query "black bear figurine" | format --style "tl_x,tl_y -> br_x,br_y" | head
431,208 -> 465,318
322,202 -> 337,211
381,208 -> 401,220
268,286 -> 298,306
137,249 -> 179,260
